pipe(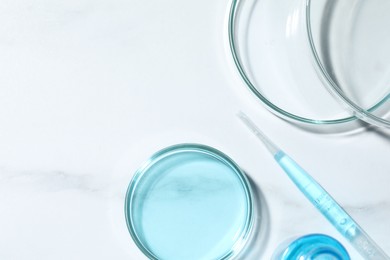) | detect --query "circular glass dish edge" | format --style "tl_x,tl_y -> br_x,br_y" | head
305,0 -> 390,128
227,0 -> 359,125
124,143 -> 255,260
